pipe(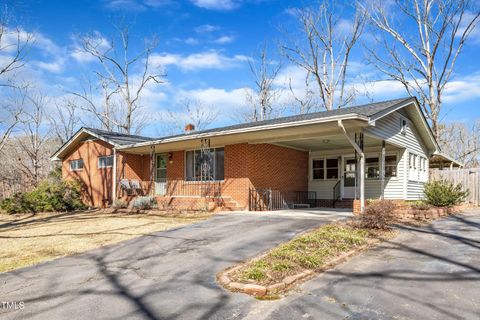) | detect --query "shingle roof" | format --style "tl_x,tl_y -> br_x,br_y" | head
151,97 -> 413,141
85,128 -> 155,146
